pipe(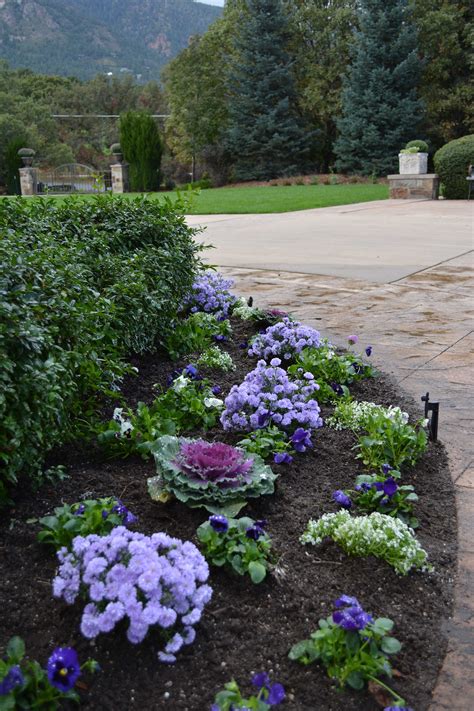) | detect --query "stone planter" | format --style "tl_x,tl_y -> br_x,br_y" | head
399,152 -> 428,175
